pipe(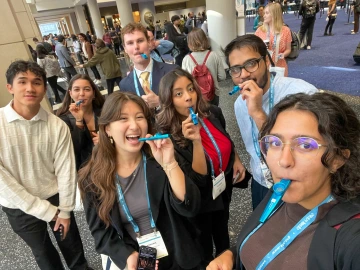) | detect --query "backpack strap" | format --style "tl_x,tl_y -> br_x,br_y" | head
203,50 -> 211,65
189,53 -> 198,65
333,213 -> 360,230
